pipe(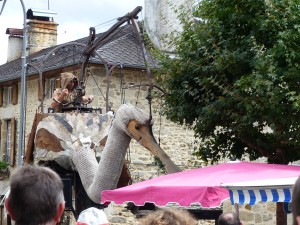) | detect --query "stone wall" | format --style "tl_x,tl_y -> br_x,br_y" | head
222,201 -> 293,225
27,19 -> 58,55
104,203 -> 217,225
103,200 -> 293,225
